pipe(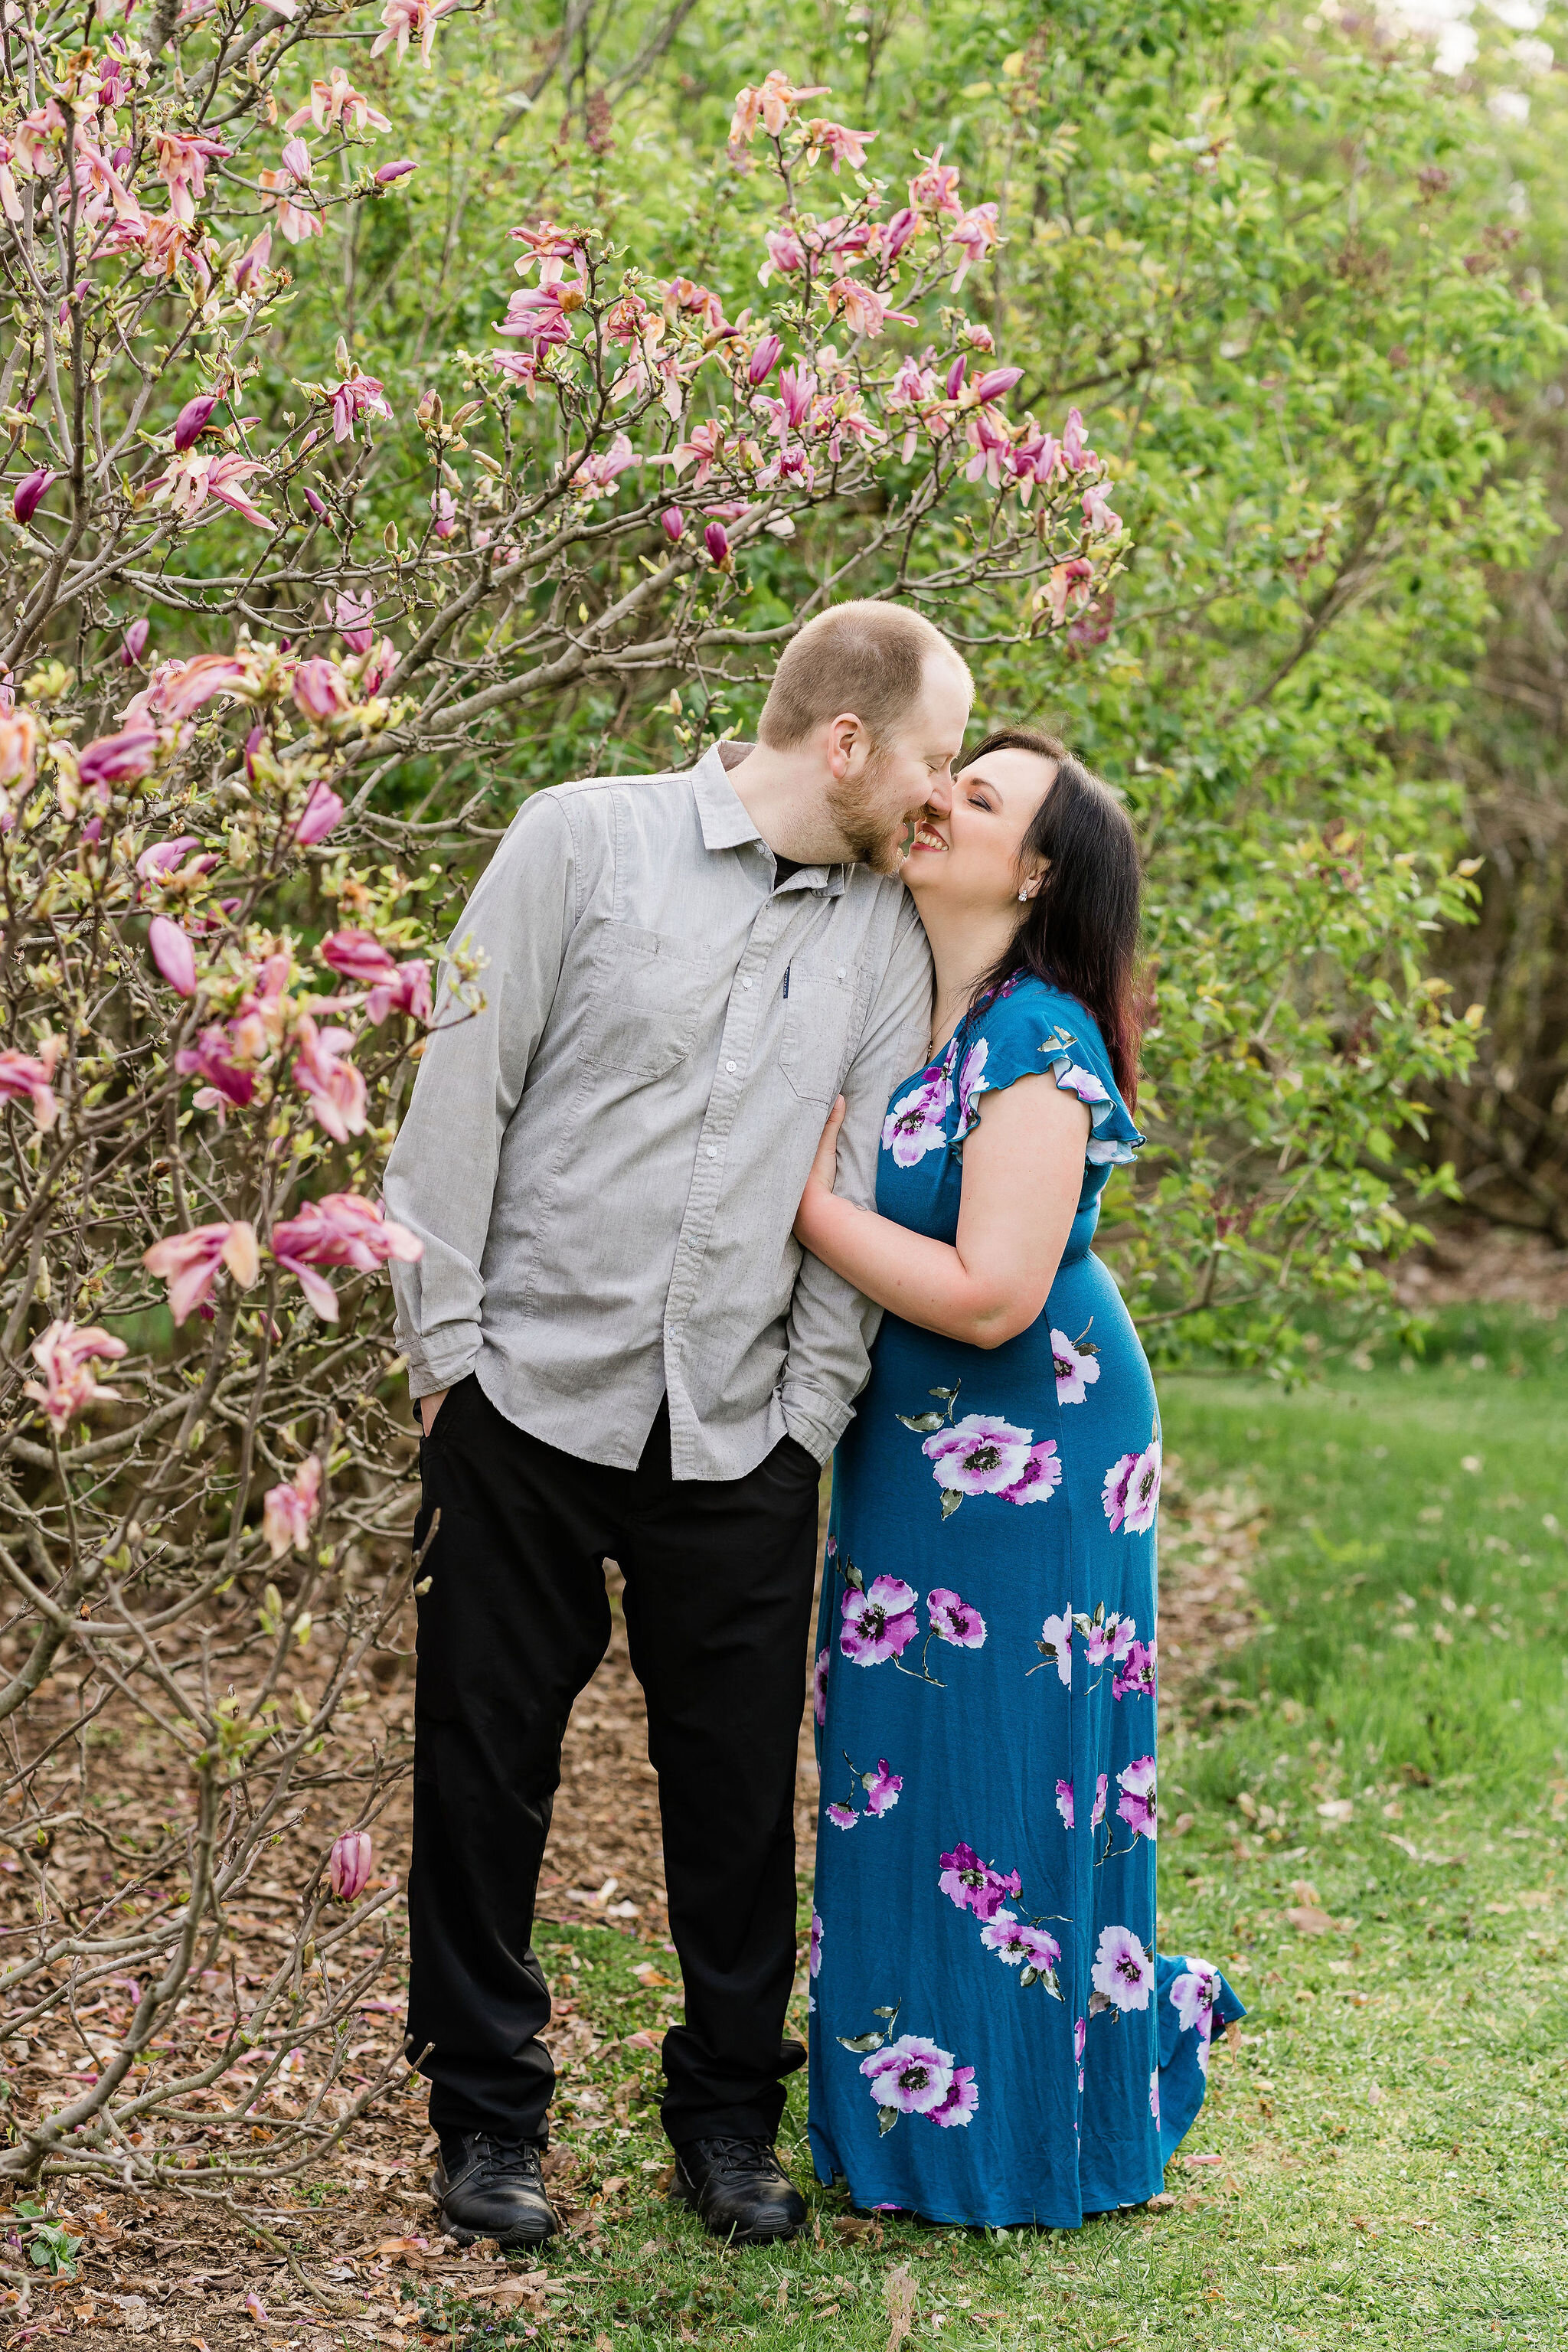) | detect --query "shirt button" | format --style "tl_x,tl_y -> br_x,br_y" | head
725,1060 -> 737,1073
742,977 -> 753,990
837,965 -> 846,979
706,1146 -> 717,1160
